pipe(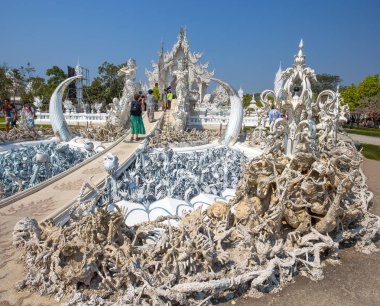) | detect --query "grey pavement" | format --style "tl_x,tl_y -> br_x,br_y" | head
348,133 -> 380,146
